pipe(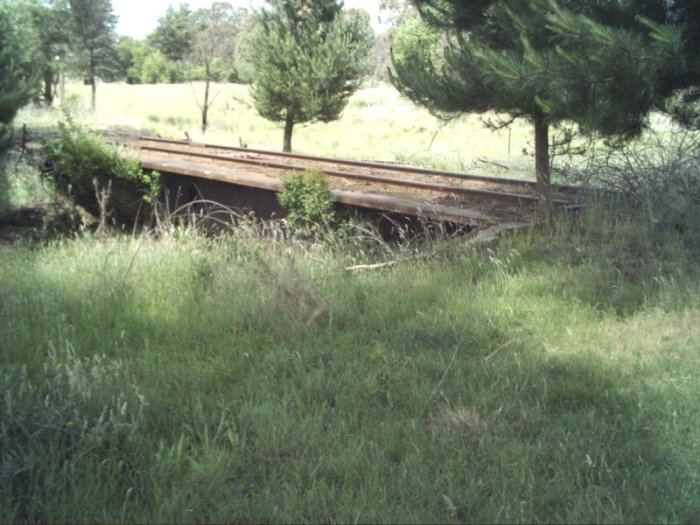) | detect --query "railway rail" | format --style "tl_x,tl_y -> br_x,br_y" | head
121,135 -> 581,226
